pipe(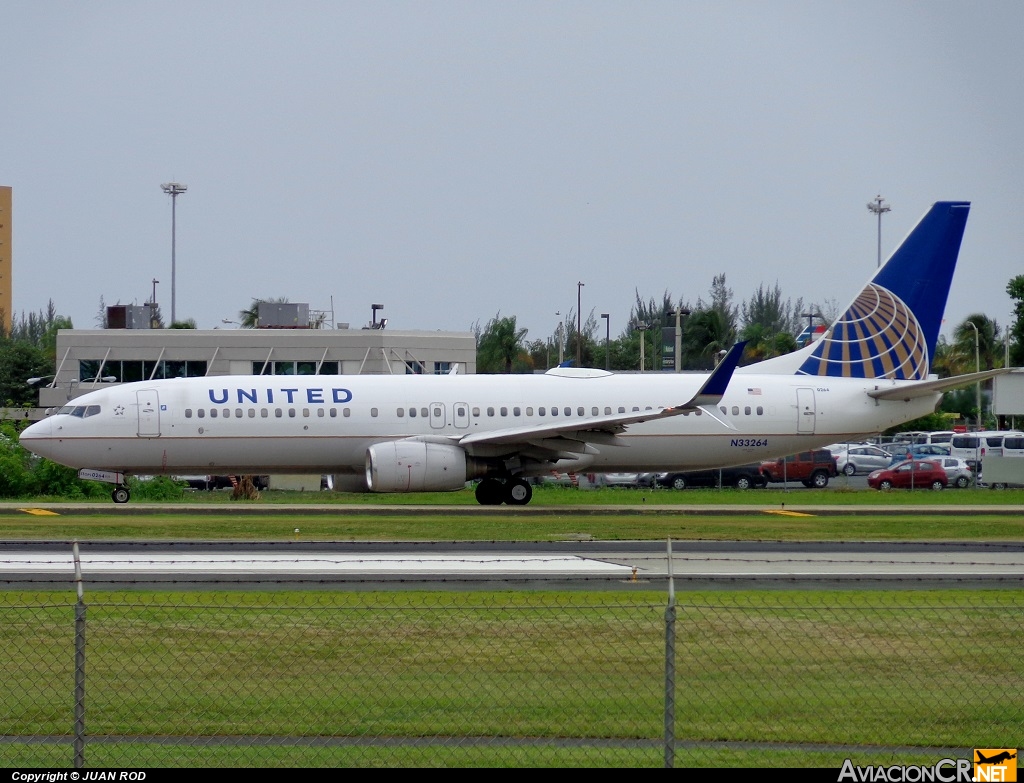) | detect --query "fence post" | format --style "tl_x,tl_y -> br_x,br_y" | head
73,541 -> 86,768
664,538 -> 676,768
